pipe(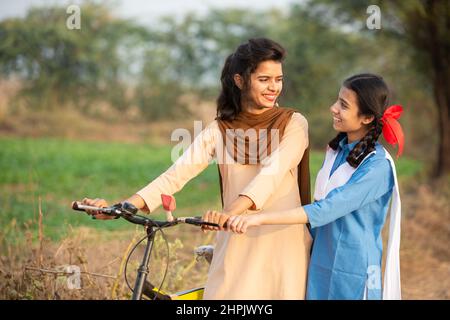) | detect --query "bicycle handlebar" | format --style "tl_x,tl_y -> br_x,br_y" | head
71,201 -> 221,228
